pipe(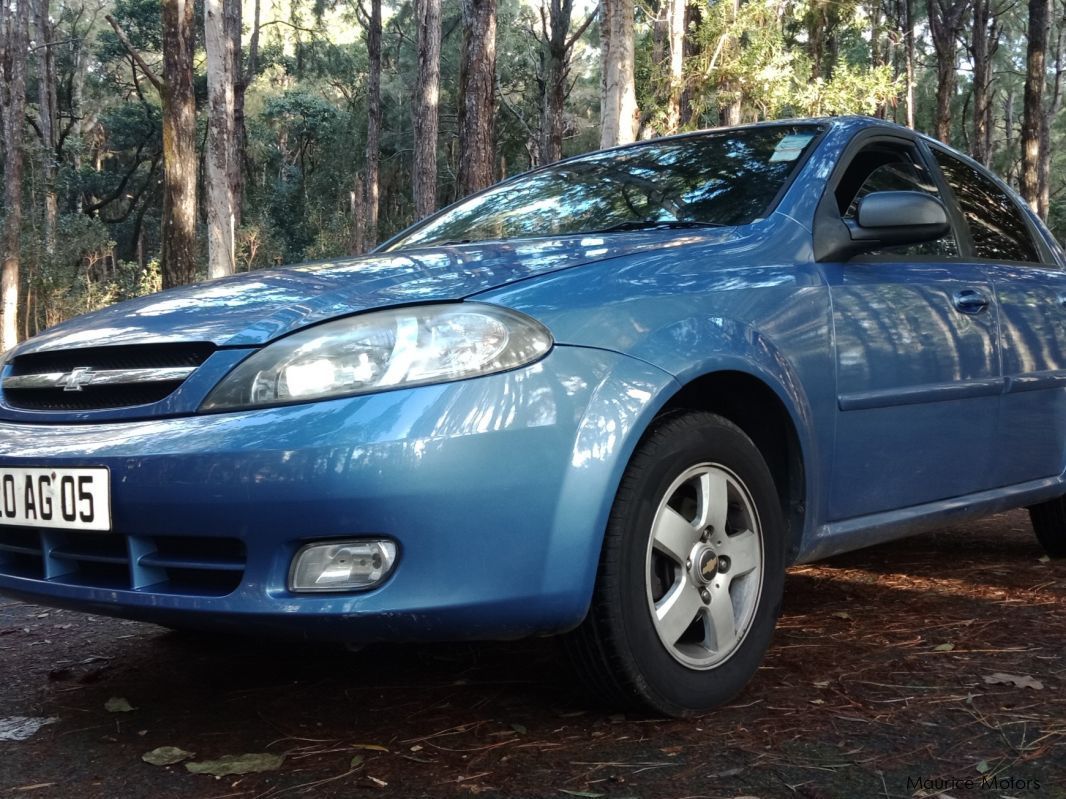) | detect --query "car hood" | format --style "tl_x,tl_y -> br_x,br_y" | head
15,233 -> 732,355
